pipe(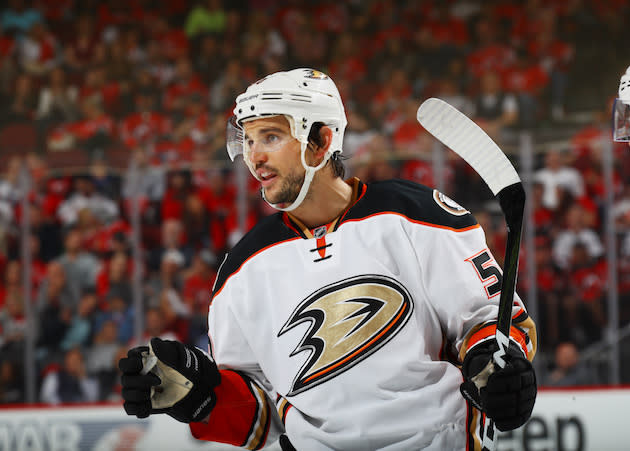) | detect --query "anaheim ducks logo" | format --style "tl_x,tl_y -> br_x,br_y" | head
303,69 -> 329,80
278,275 -> 413,396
